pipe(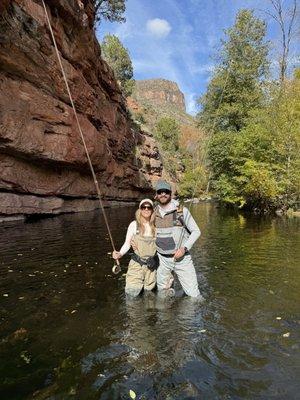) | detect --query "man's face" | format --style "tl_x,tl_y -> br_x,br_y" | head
156,189 -> 172,205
